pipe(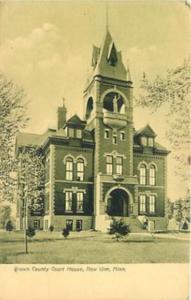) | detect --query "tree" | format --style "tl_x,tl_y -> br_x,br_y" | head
5,220 -> 13,231
0,73 -> 29,203
137,58 -> 191,181
0,205 -> 12,229
172,190 -> 191,223
173,199 -> 183,222
62,227 -> 70,239
26,226 -> 36,239
17,146 -> 45,253
49,225 -> 54,232
166,198 -> 174,220
108,218 -> 130,241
